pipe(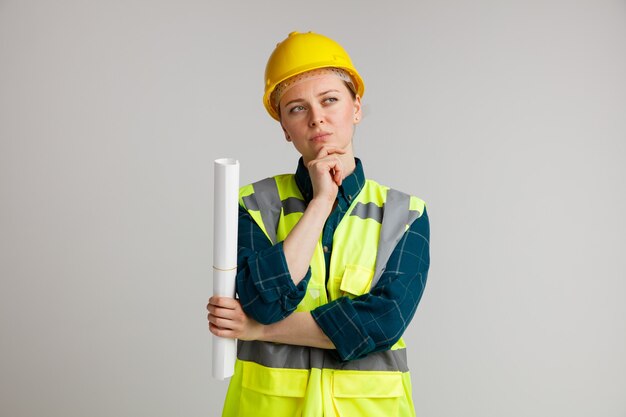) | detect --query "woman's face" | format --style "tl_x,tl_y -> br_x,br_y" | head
278,74 -> 361,164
